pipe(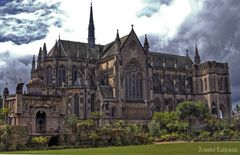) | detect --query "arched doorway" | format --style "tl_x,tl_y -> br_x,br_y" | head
36,111 -> 46,133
